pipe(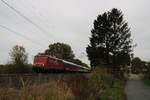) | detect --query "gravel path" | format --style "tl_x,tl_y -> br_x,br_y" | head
125,74 -> 150,100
